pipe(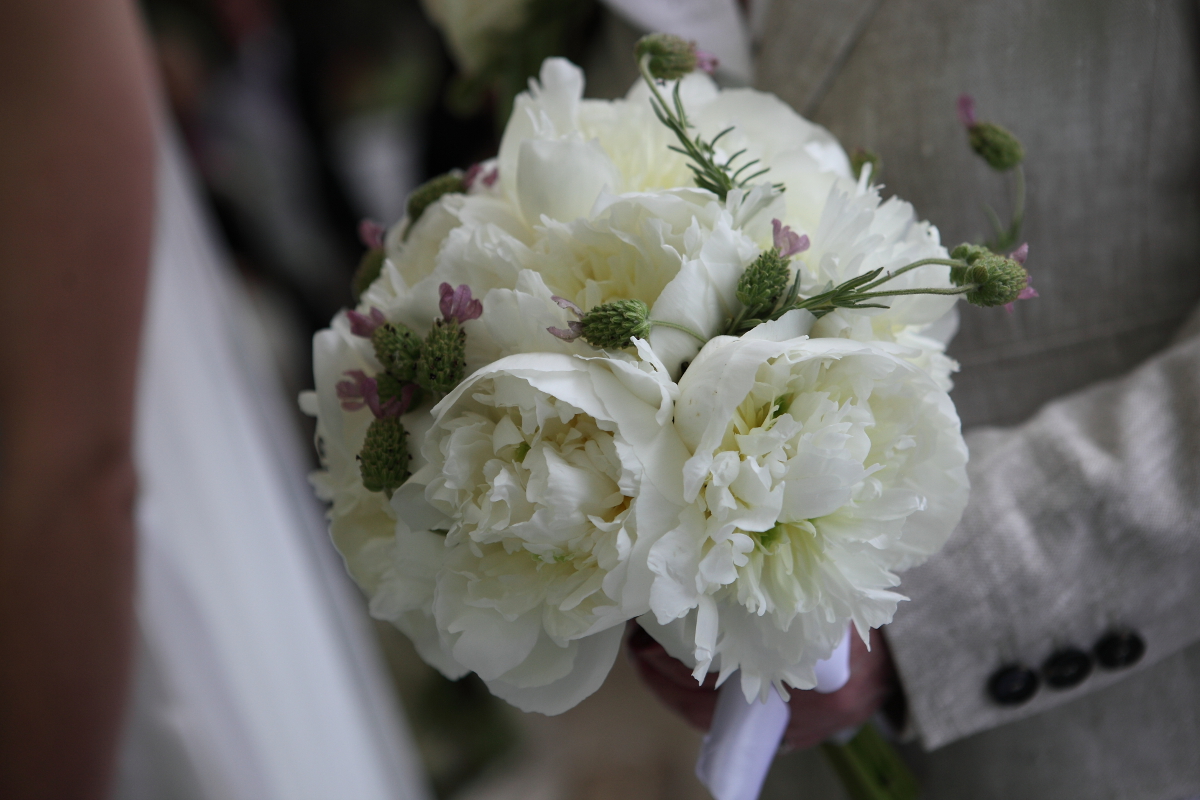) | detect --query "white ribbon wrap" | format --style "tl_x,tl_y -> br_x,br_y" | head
695,628 -> 852,800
